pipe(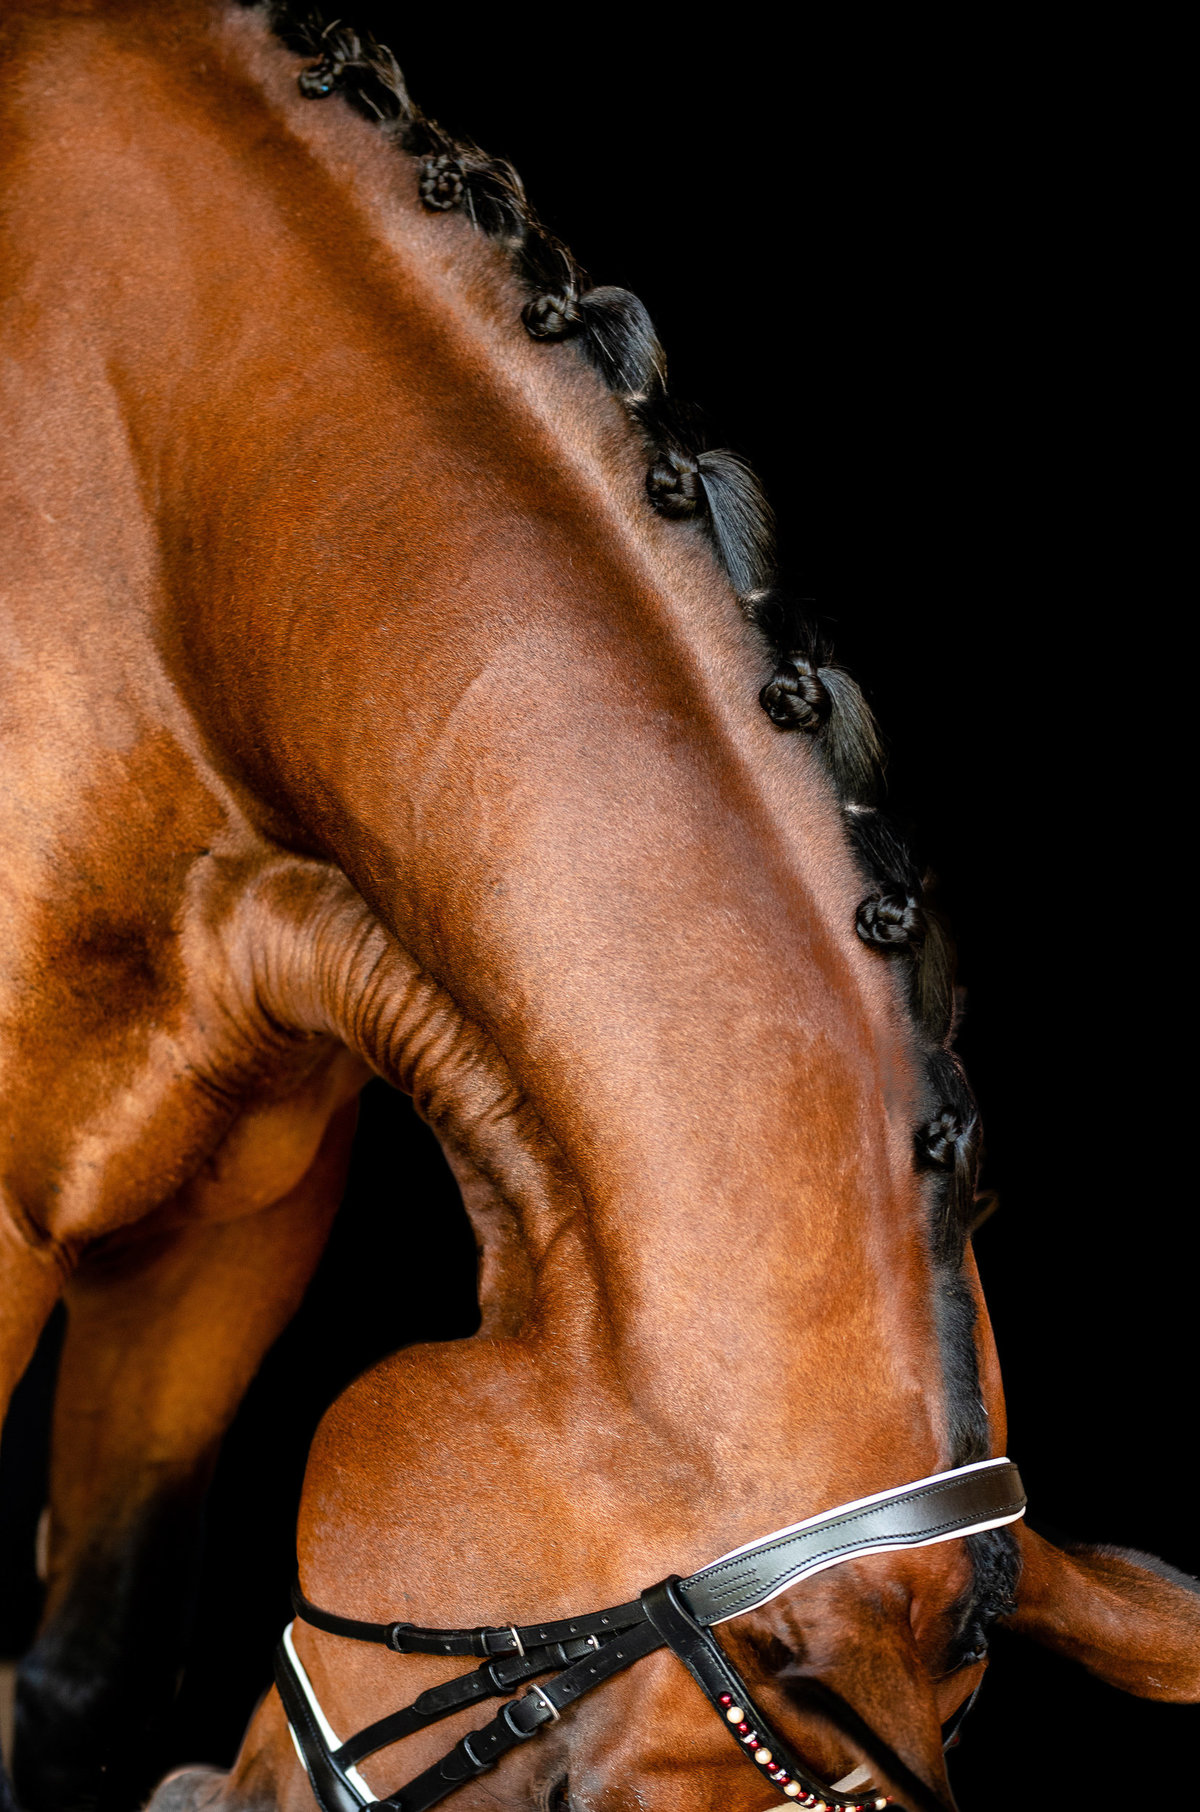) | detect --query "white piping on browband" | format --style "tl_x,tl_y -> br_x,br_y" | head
708,1456 -> 1015,1565
707,1507 -> 1026,1623
282,1620 -> 377,1805
701,1457 -> 1026,1624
